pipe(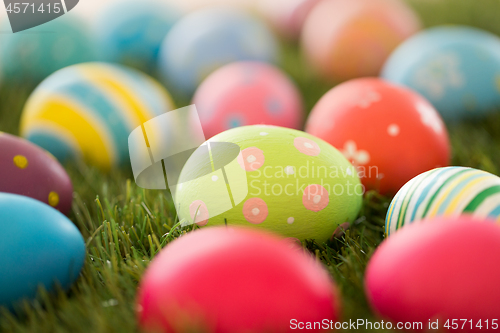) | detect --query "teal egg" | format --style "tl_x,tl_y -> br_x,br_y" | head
94,0 -> 182,73
382,26 -> 500,121
386,167 -> 500,236
0,16 -> 98,82
0,193 -> 85,309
